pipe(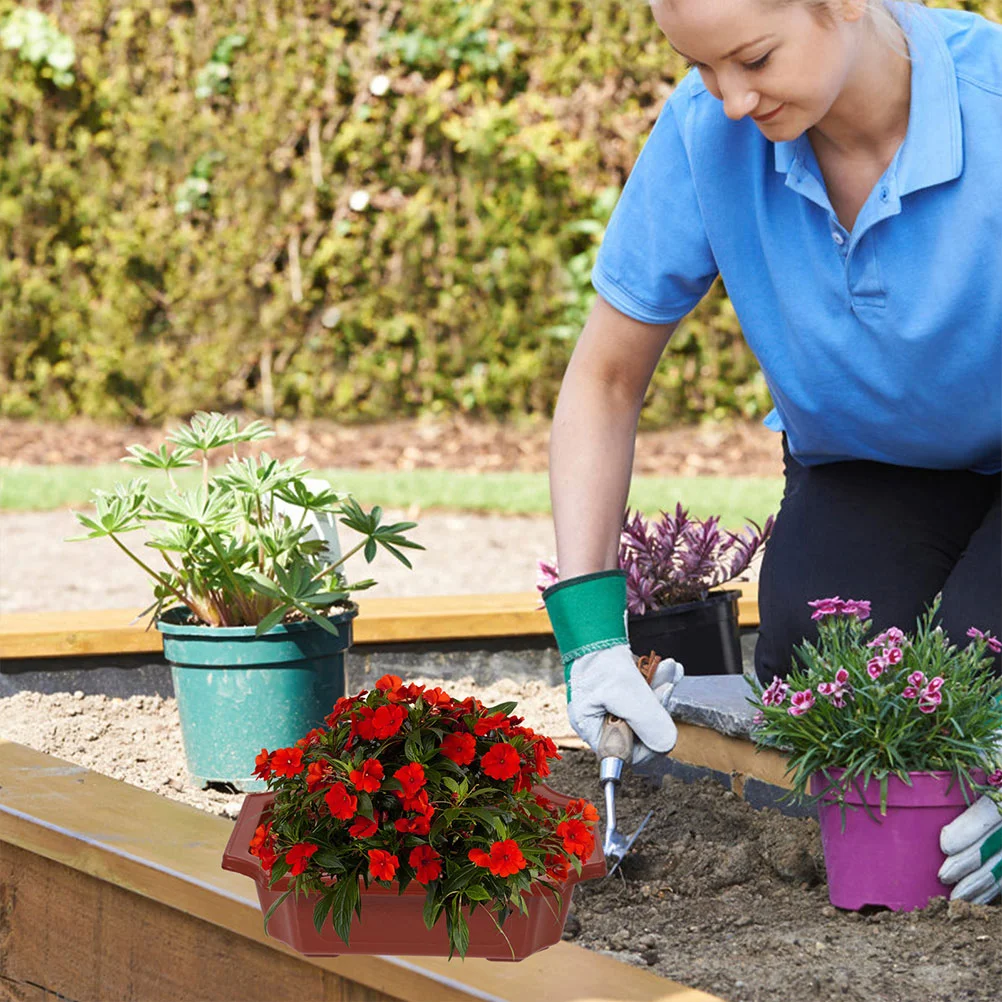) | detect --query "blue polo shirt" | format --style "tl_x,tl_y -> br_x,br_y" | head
593,3 -> 1002,474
